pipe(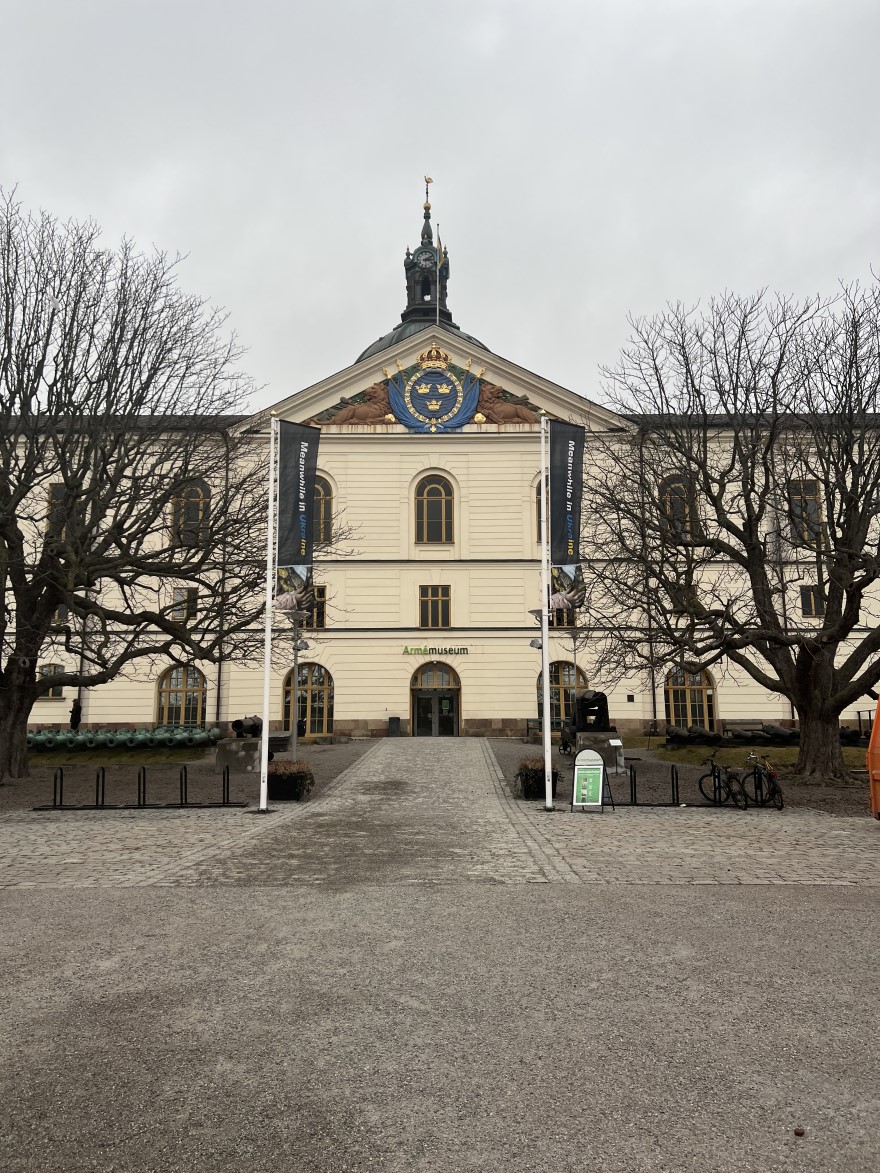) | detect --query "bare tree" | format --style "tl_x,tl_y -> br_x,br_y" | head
581,286 -> 880,781
0,192 -> 269,778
